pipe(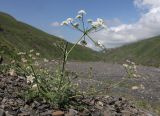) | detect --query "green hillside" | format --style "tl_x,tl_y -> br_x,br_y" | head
1,12 -> 160,66
104,36 -> 160,67
0,12 -> 103,61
